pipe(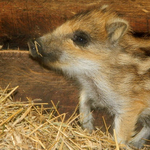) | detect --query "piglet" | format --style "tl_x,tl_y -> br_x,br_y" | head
28,6 -> 150,149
